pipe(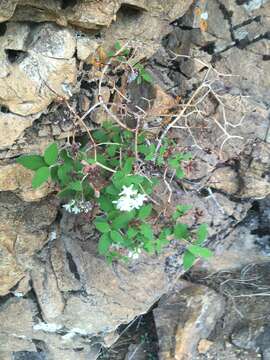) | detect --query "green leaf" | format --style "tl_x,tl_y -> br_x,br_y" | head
32,166 -> 50,188
179,152 -> 193,161
58,188 -> 76,199
110,230 -> 124,244
107,50 -> 115,58
138,204 -> 152,220
141,70 -> 153,83
107,144 -> 119,157
114,41 -> 121,50
183,251 -> 196,270
68,181 -> 82,192
173,204 -> 192,220
176,204 -> 192,216
50,165 -> 59,182
58,163 -> 73,185
140,224 -> 154,240
168,157 -> 179,169
106,184 -> 119,196
112,211 -> 135,230
188,245 -> 213,259
127,227 -> 138,239
123,157 -> 134,174
99,195 -> 114,212
44,143 -> 58,166
94,220 -> 110,233
176,167 -> 185,179
17,155 -> 46,170
196,224 -> 208,245
174,223 -> 189,240
144,240 -> 155,253
98,234 -> 111,255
